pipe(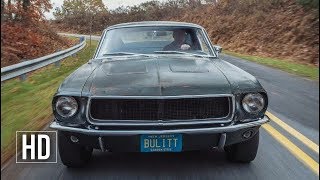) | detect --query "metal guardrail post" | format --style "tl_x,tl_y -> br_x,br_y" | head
20,74 -> 27,81
19,59 -> 27,81
80,37 -> 85,43
72,45 -> 77,57
54,49 -> 61,67
54,60 -> 61,67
